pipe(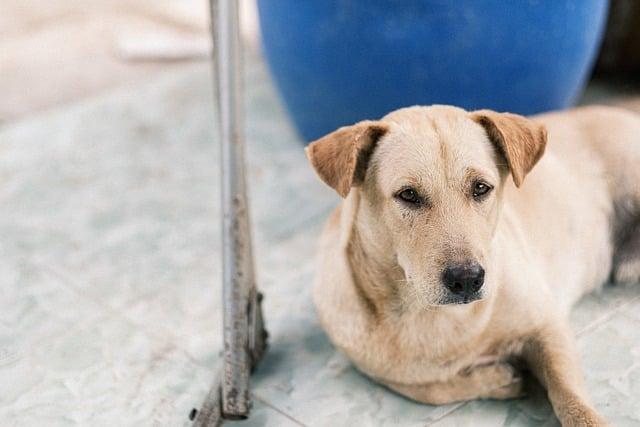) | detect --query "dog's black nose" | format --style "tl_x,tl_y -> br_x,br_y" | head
442,263 -> 485,297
